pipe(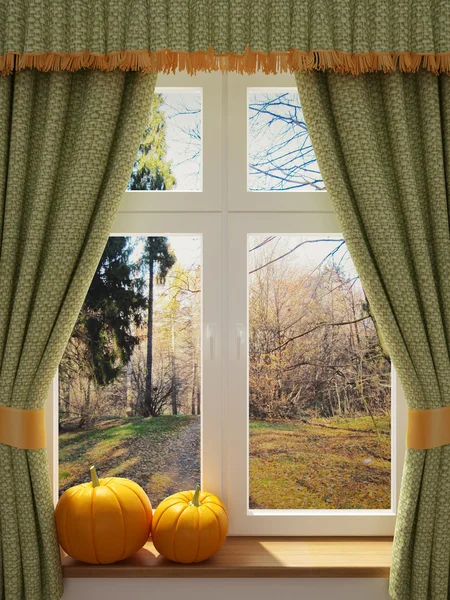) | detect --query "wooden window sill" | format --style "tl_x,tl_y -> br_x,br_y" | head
62,537 -> 392,578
